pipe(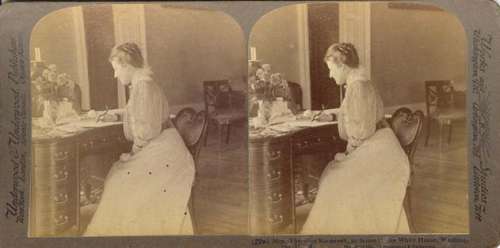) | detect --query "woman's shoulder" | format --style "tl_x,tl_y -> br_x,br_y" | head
132,67 -> 154,85
347,67 -> 369,85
